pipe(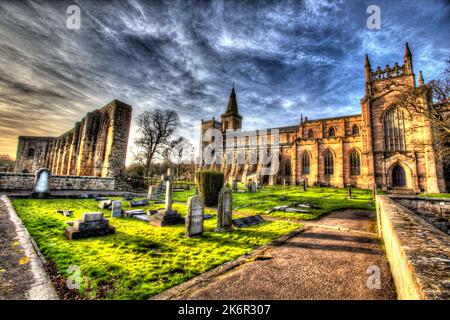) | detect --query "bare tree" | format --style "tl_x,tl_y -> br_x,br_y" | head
394,64 -> 449,162
134,109 -> 180,177
158,137 -> 194,179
